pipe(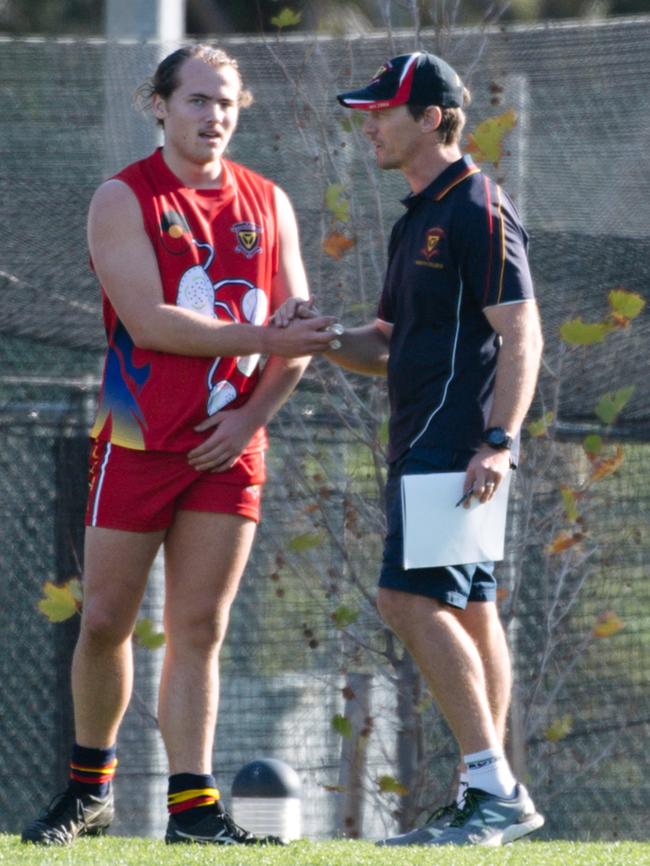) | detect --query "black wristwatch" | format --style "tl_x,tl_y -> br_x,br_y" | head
482,426 -> 513,451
